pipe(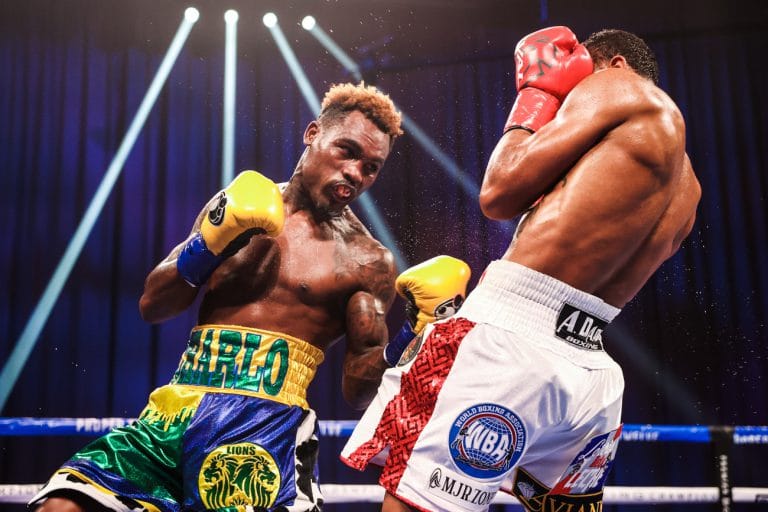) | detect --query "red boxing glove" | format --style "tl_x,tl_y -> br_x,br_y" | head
504,26 -> 593,133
